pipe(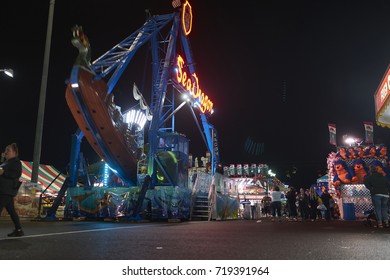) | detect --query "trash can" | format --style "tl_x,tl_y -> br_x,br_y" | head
343,203 -> 356,220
